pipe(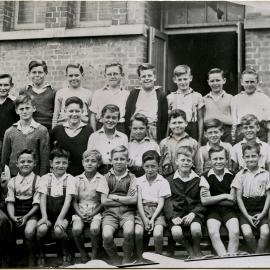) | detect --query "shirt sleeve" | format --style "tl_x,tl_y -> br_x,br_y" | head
230,145 -> 238,163
66,175 -> 77,196
127,176 -> 137,197
96,176 -> 109,195
89,90 -> 99,114
4,165 -> 11,181
5,178 -> 15,203
87,133 -> 96,150
121,134 -> 128,148
231,172 -> 242,190
159,178 -> 171,198
199,176 -> 210,189
38,174 -> 49,195
196,93 -> 205,109
32,176 -> 41,204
